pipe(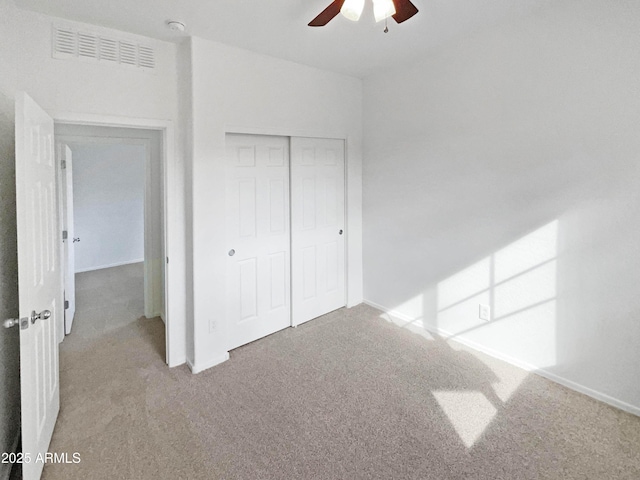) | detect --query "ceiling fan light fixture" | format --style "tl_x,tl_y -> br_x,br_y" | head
341,0 -> 365,21
373,0 -> 396,22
